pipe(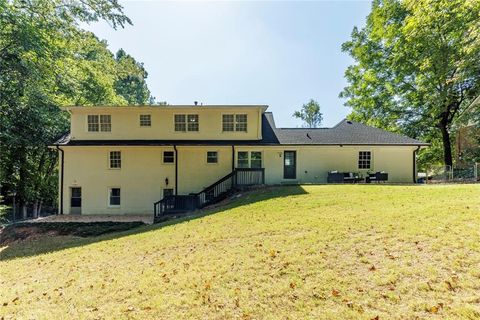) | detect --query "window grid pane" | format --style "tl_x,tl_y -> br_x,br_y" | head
235,114 -> 247,132
140,114 -> 151,127
358,151 -> 371,169
163,151 -> 175,163
100,115 -> 111,132
207,151 -> 218,163
237,151 -> 249,168
87,115 -> 99,132
250,151 -> 262,168
174,115 -> 186,132
223,114 -> 234,132
109,188 -> 120,206
109,151 -> 121,168
187,114 -> 199,131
